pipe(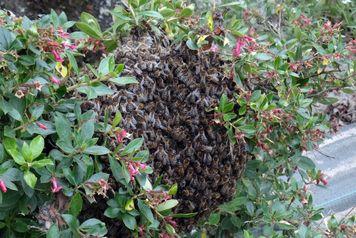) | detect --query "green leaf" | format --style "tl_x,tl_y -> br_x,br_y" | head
62,214 -> 80,233
255,53 -> 273,61
159,7 -> 175,17
136,174 -> 152,190
219,197 -> 247,213
32,159 -> 54,168
24,170 -> 37,188
156,199 -> 179,212
30,135 -> 44,160
238,125 -> 256,135
138,199 -> 154,223
63,168 -> 76,185
165,224 -> 176,235
79,120 -> 95,140
223,112 -> 237,122
121,138 -> 144,156
79,219 -> 107,236
243,230 -> 253,238
104,207 -> 120,218
208,213 -> 220,225
219,94 -> 234,113
245,201 -> 255,216
277,220 -> 296,230
186,39 -> 198,50
47,224 -> 59,238
69,193 -> 83,217
30,104 -> 44,120
139,11 -> 164,19
76,22 -> 102,39
80,12 -> 101,31
122,214 -> 136,230
172,212 -> 197,218
168,183 -> 178,195
66,51 -> 79,74
54,114 -> 72,140
109,76 -> 138,86
180,5 -> 194,18
0,27 -> 16,50
319,97 -> 338,105
98,56 -> 115,76
297,156 -> 315,170
125,198 -> 135,211
112,111 -> 122,127
8,108 -> 22,121
3,138 -> 26,165
206,11 -> 214,31
22,142 -> 32,162
341,88 -> 354,94
84,146 -> 110,155
76,12 -> 102,39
